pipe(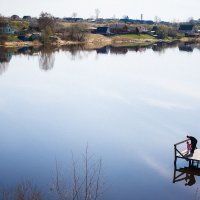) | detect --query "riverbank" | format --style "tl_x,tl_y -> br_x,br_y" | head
1,33 -> 200,49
